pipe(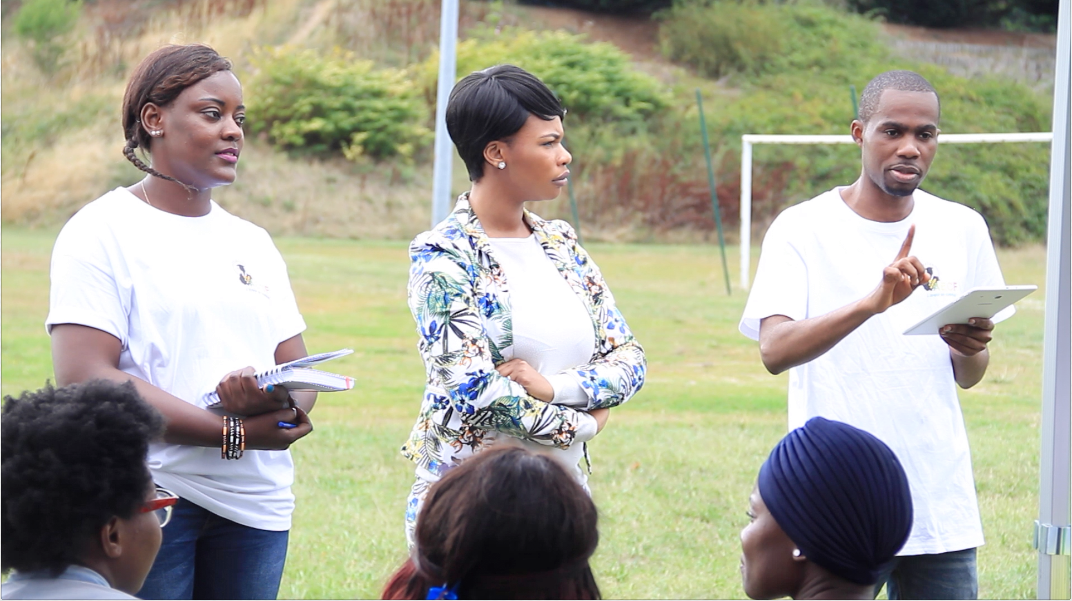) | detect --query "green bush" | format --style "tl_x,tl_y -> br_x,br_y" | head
247,47 -> 433,161
13,0 -> 82,75
414,29 -> 670,123
655,2 -> 1052,245
658,1 -> 888,80
657,2 -> 785,79
518,0 -> 672,13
